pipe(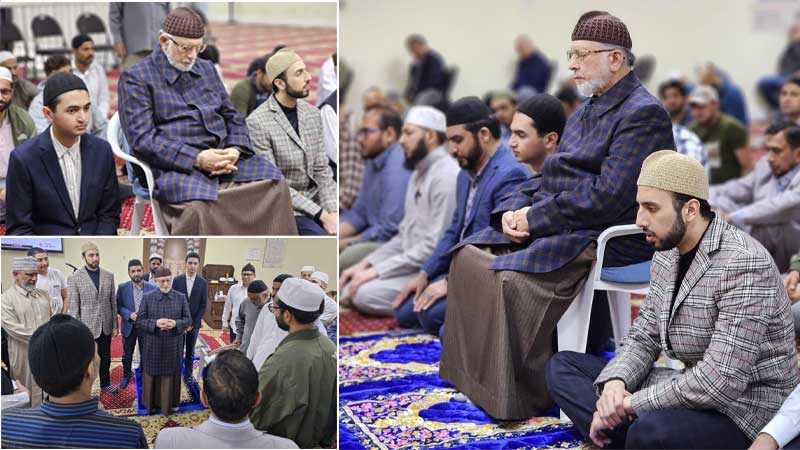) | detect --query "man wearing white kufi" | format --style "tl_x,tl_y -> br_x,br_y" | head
250,278 -> 336,448
300,265 -> 315,279
1,257 -> 52,407
340,106 -> 460,316
246,274 -> 329,371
